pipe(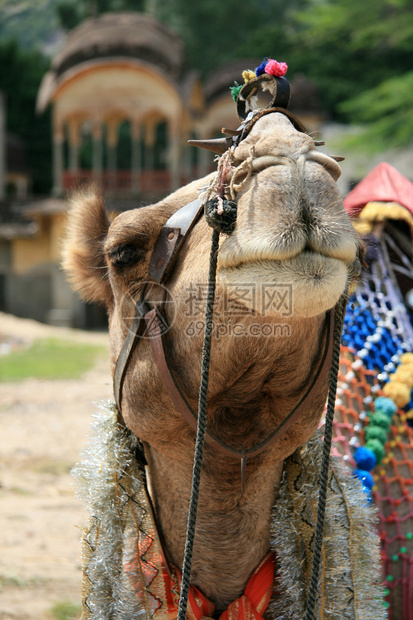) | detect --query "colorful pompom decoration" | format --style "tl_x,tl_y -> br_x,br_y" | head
354,446 -> 377,471
264,59 -> 288,77
230,82 -> 243,103
383,380 -> 411,408
242,70 -> 256,83
255,59 -> 268,76
352,396 -> 399,502
374,396 -> 398,418
382,353 -> 413,407
353,468 -> 374,490
230,58 -> 289,101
